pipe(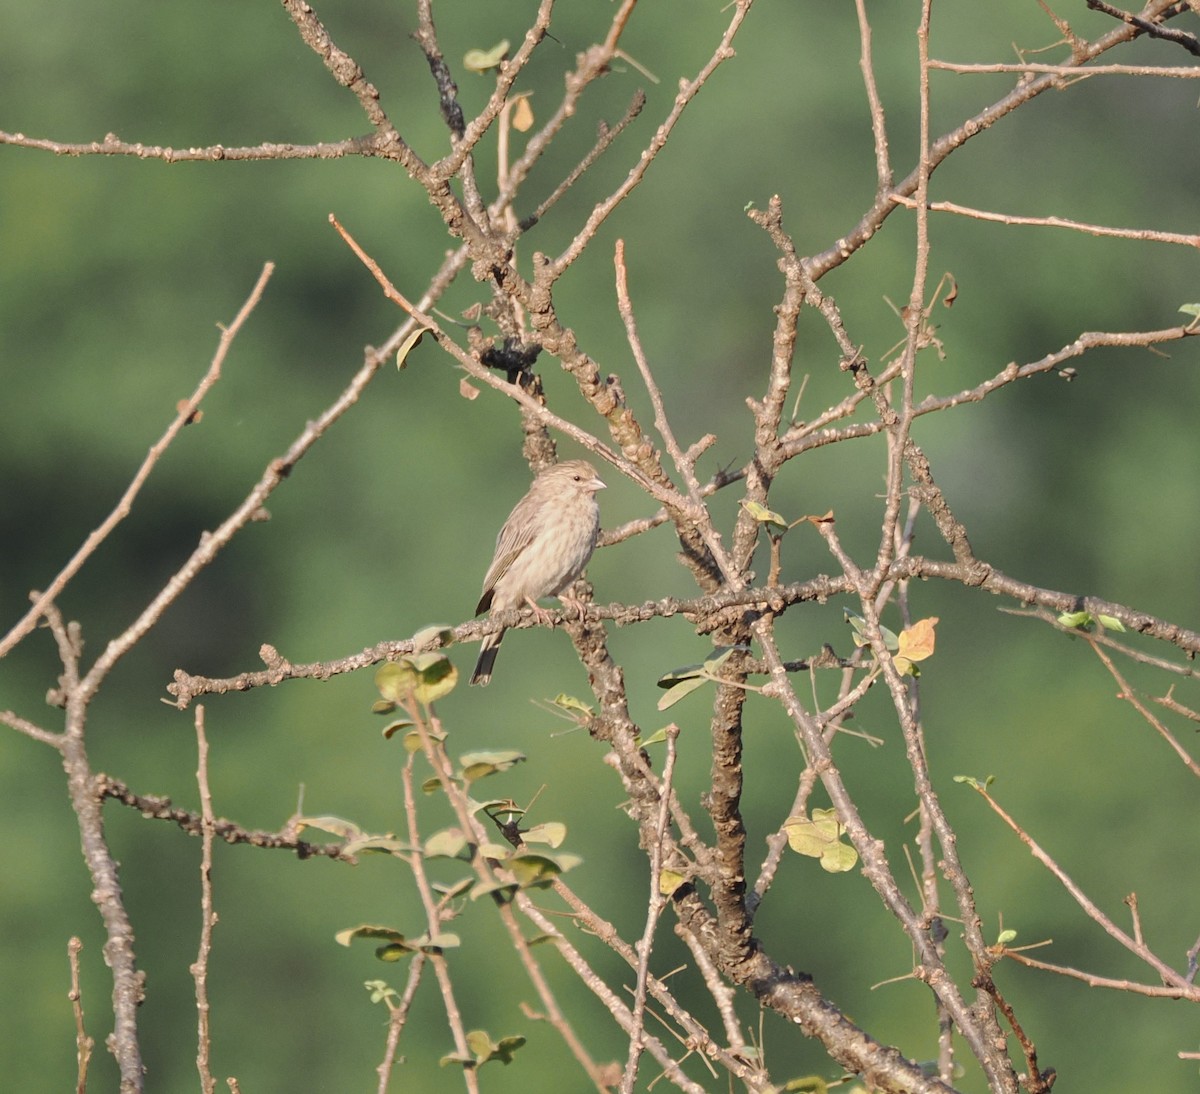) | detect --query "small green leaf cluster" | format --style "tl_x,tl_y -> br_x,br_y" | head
1056,610 -> 1125,633
783,808 -> 858,874
655,645 -> 750,711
